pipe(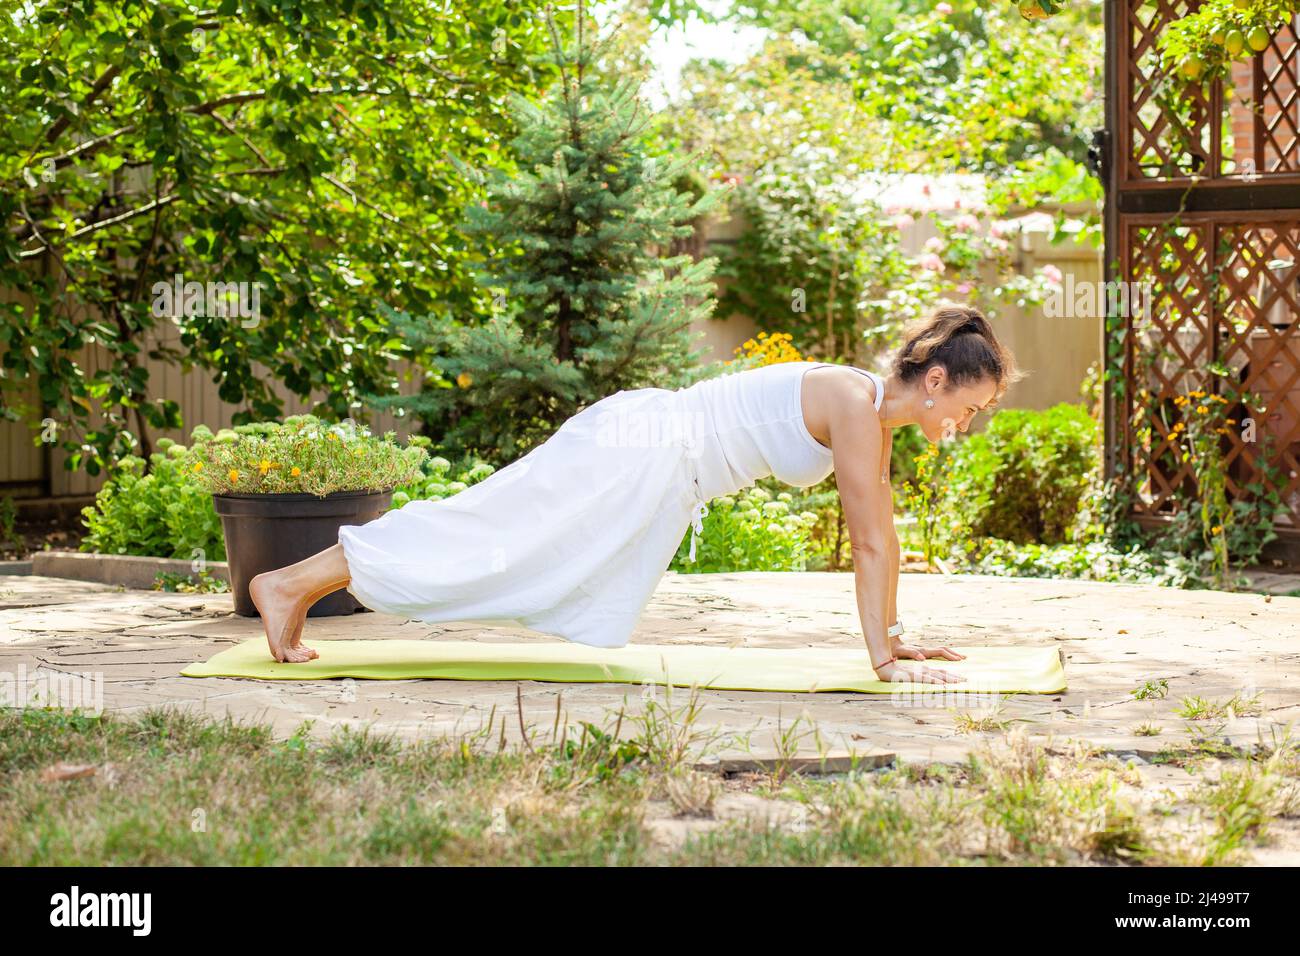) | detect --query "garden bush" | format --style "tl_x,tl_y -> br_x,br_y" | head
80,440 -> 226,561
957,537 -> 1202,589
183,416 -> 427,496
941,403 -> 1099,545
390,441 -> 498,508
889,423 -> 930,489
81,421 -> 488,561
670,487 -> 818,573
